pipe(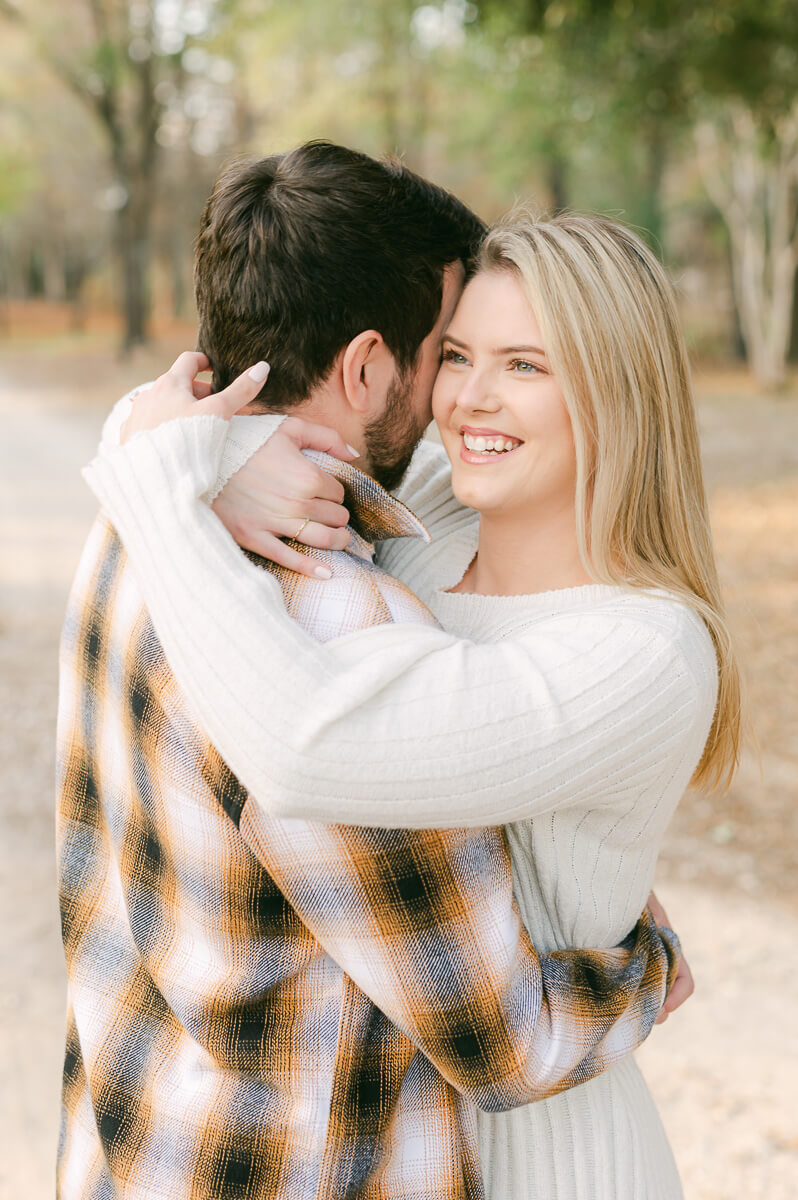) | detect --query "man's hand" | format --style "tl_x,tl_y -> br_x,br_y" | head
121,351 -> 359,578
648,890 -> 694,1024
